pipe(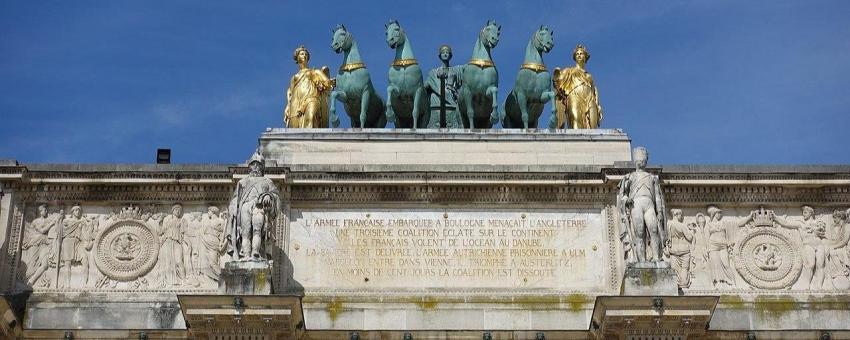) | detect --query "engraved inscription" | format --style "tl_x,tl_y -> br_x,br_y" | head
290,209 -> 608,291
